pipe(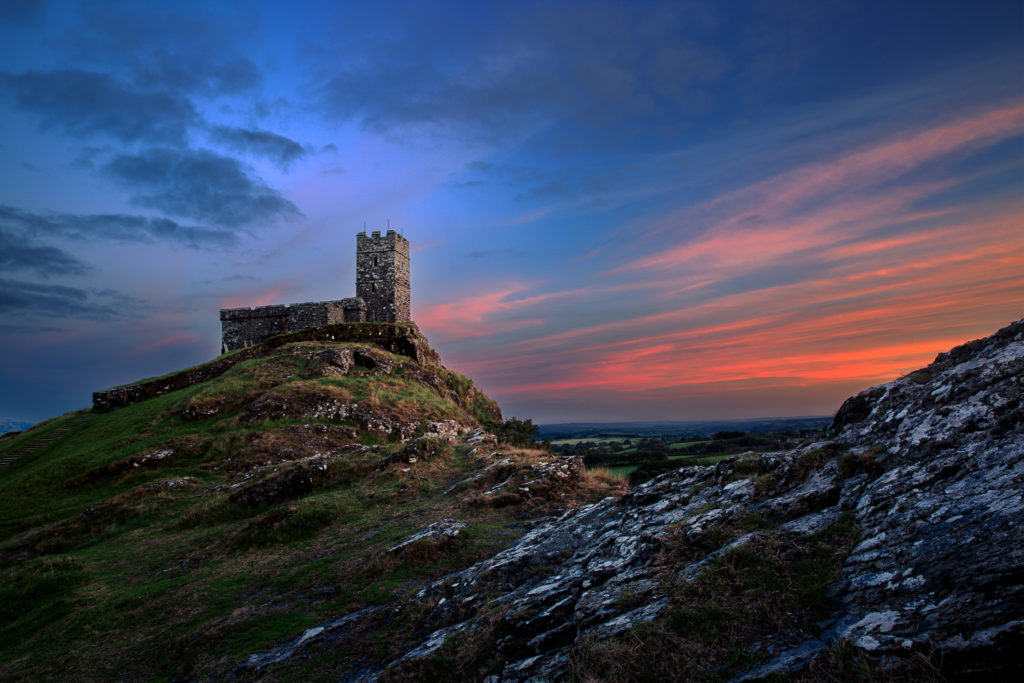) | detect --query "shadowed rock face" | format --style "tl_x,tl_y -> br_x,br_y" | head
237,318 -> 1024,680
824,318 -> 1024,670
